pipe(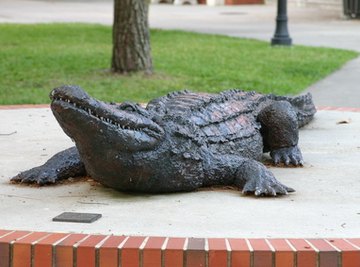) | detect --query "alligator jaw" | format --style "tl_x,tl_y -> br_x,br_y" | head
50,85 -> 164,151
